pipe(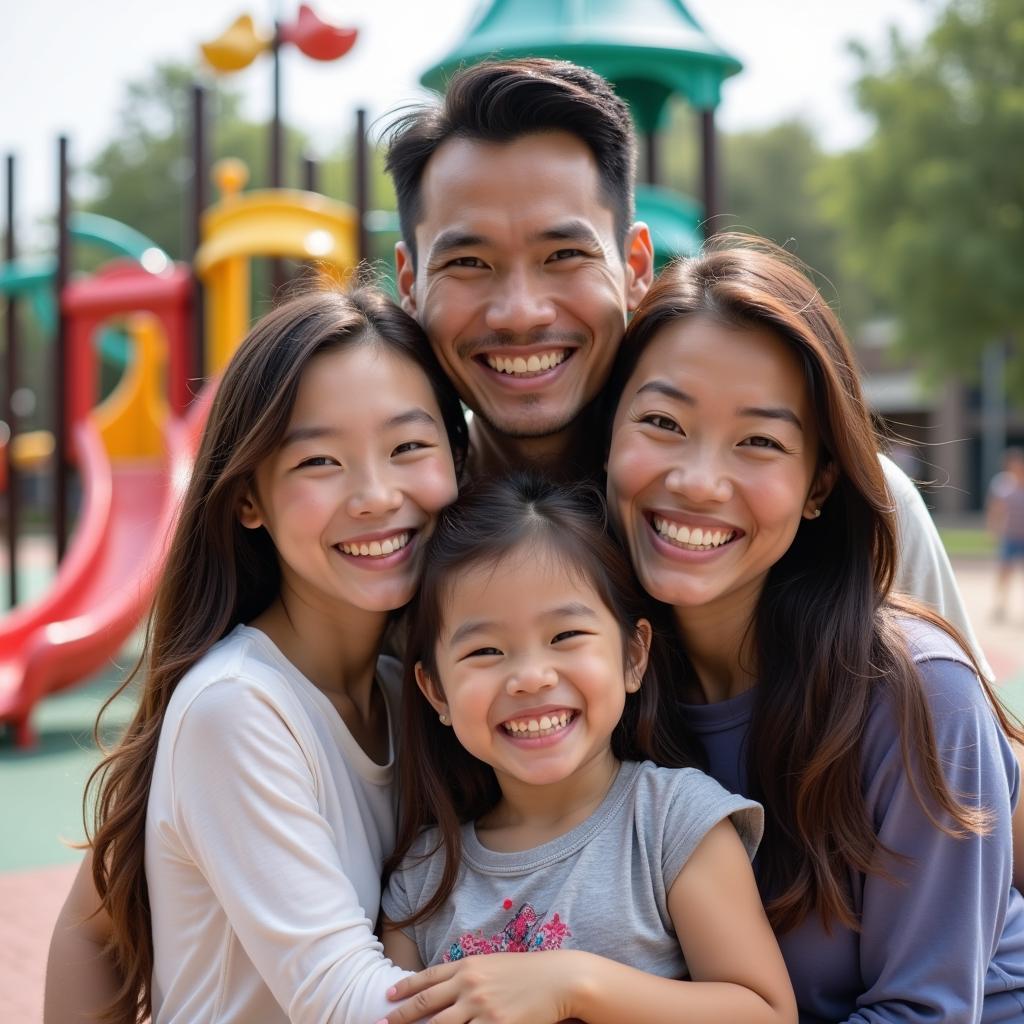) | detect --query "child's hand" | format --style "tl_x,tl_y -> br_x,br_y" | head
377,950 -> 581,1024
